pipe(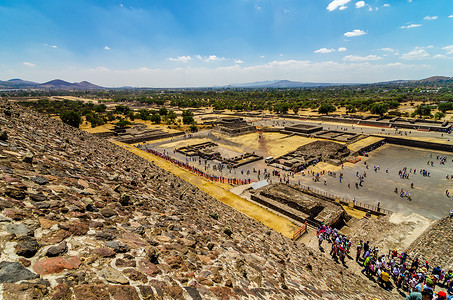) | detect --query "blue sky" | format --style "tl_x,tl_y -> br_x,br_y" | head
1,0 -> 453,87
